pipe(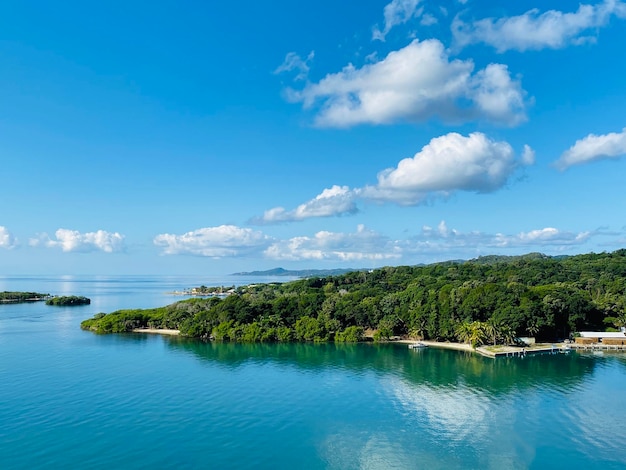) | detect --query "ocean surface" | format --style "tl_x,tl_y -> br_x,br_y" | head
1,275 -> 626,469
